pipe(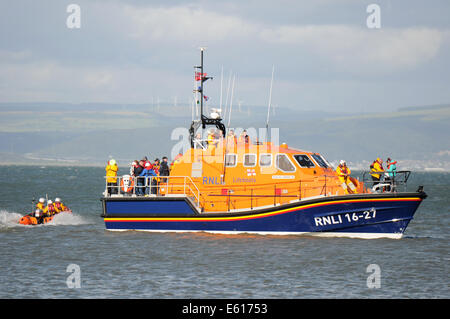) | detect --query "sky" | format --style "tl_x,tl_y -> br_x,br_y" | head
1,0 -> 449,113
